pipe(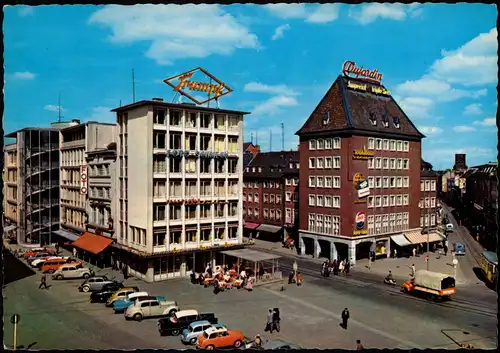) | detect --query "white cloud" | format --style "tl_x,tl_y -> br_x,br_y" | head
10,71 -> 36,80
452,125 -> 476,132
272,24 -> 290,40
397,97 -> 434,119
418,126 -> 442,135
473,117 -> 496,126
89,5 -> 259,65
252,95 -> 299,116
463,103 -> 483,116
264,4 -> 340,23
395,78 -> 487,102
44,104 -> 66,112
349,4 -> 422,25
244,82 -> 299,96
429,28 -> 497,86
18,6 -> 34,17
